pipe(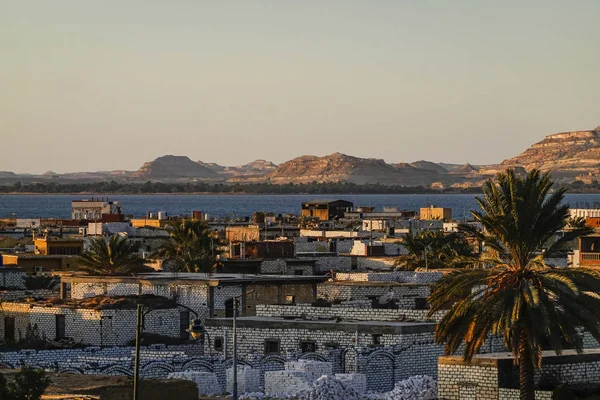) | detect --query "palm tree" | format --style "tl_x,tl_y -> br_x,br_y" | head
152,219 -> 222,273
395,230 -> 473,270
79,235 -> 148,275
428,169 -> 600,400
